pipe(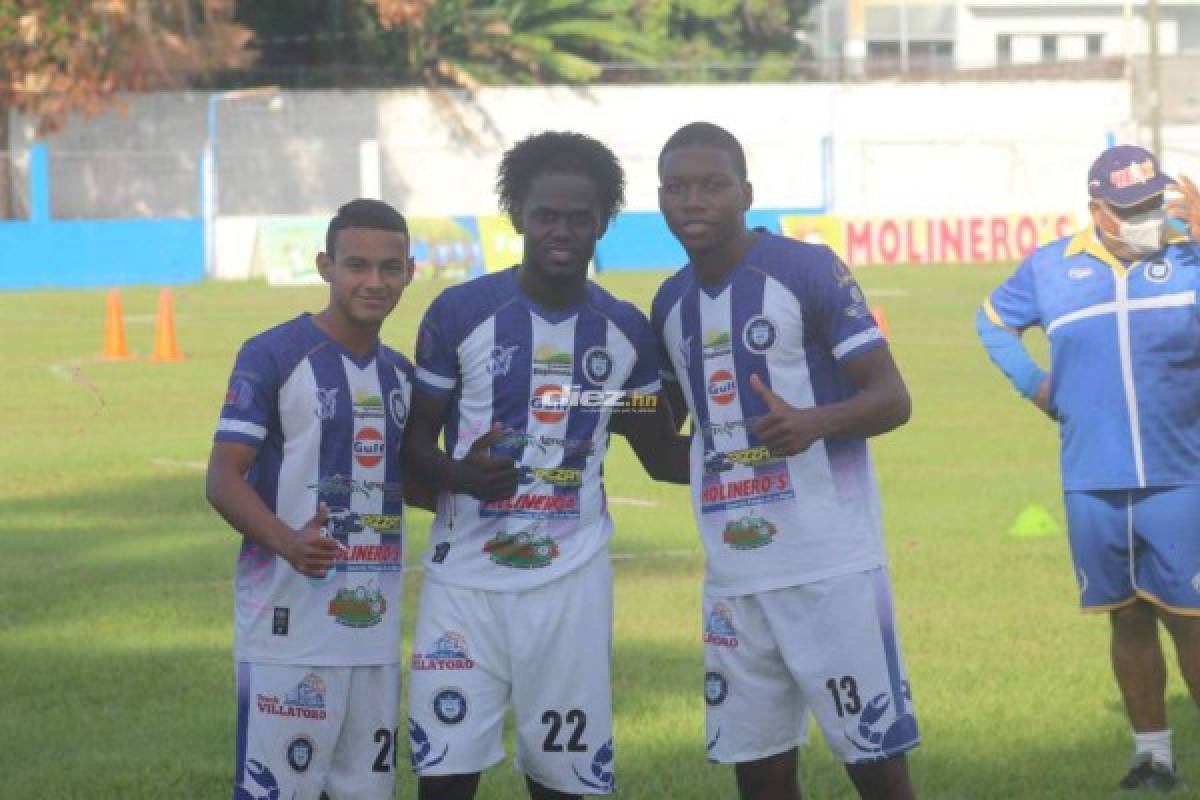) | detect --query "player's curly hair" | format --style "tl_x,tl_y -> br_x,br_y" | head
496,131 -> 626,224
658,121 -> 748,181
